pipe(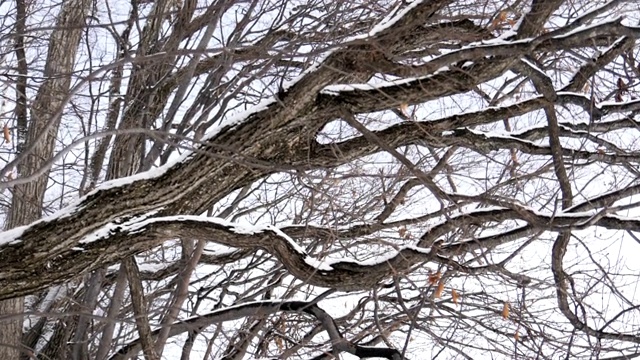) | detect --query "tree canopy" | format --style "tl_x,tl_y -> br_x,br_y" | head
1,0 -> 640,359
